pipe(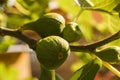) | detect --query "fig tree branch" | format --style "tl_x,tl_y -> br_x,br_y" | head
0,27 -> 120,52
0,27 -> 36,50
70,31 -> 120,52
